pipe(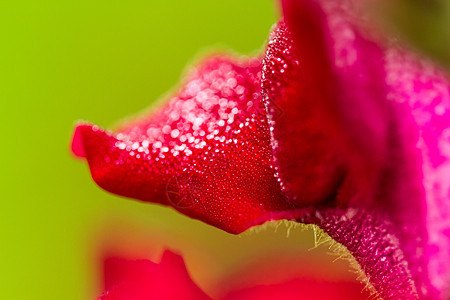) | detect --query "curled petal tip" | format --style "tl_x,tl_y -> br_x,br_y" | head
159,249 -> 184,266
71,124 -> 87,158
